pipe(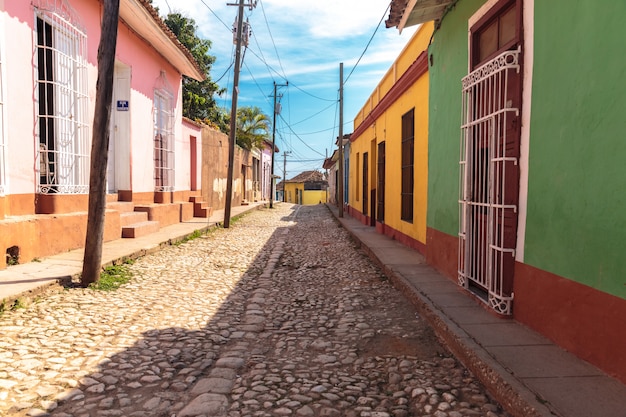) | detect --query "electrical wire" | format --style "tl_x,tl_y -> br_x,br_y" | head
258,0 -> 287,81
289,82 -> 336,102
344,3 -> 391,85
288,101 -> 337,127
214,59 -> 235,83
278,113 -> 325,157
198,0 -> 232,31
